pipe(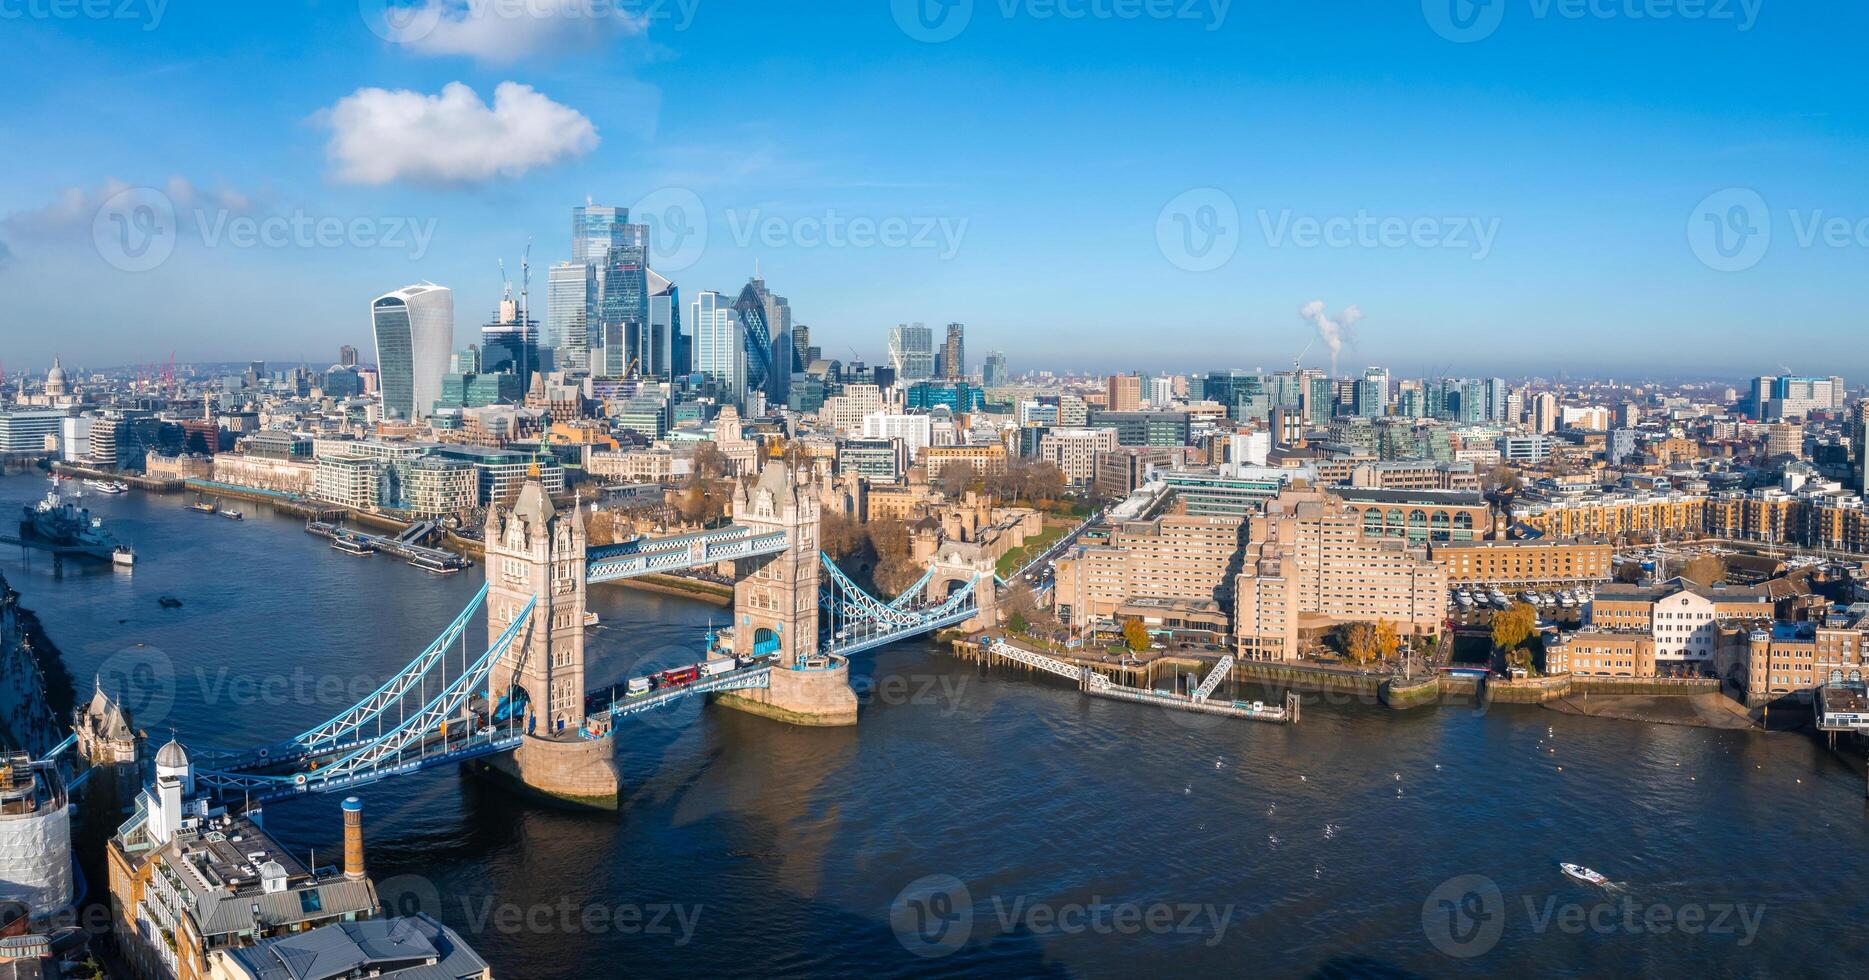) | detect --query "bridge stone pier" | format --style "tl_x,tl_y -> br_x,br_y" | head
715,464 -> 859,727
481,482 -> 620,809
